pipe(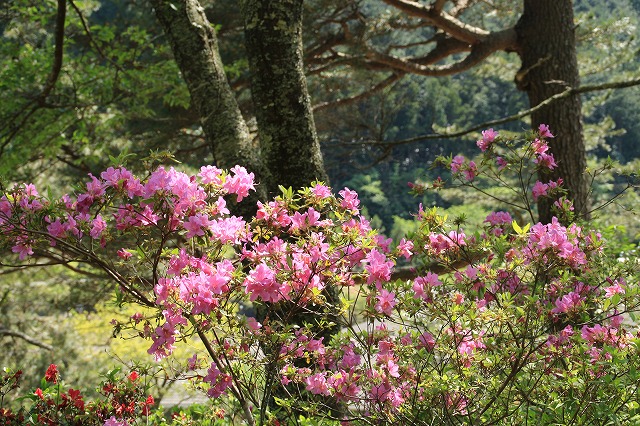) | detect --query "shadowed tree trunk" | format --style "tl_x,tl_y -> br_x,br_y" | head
243,0 -> 328,196
516,0 -> 588,223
